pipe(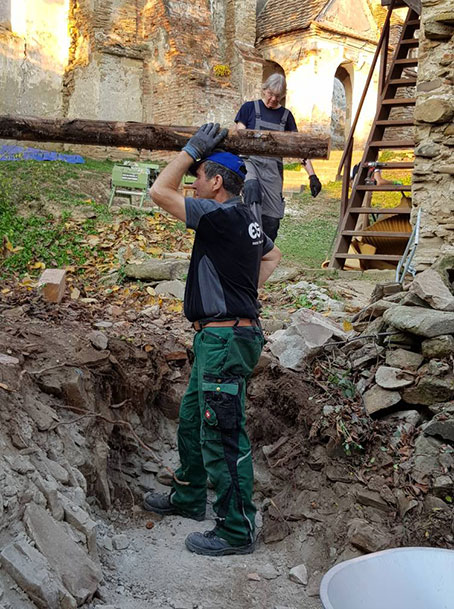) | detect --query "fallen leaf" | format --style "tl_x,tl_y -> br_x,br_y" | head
147,247 -> 162,256
70,287 -> 81,300
167,302 -> 183,313
343,320 -> 353,332
144,344 -> 153,353
247,573 -> 261,581
146,287 -> 156,296
0,382 -> 11,391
